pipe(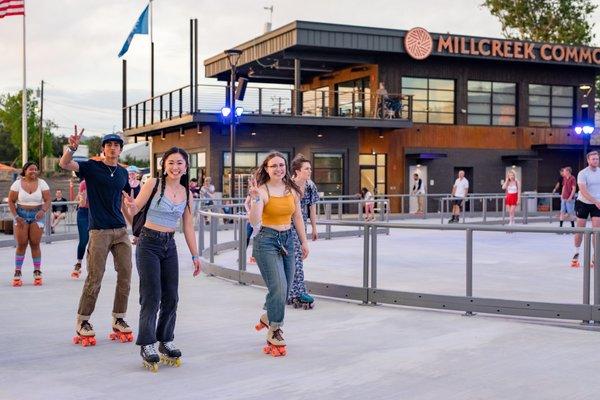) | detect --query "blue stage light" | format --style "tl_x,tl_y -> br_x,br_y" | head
582,125 -> 595,135
235,106 -> 244,117
221,107 -> 232,117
